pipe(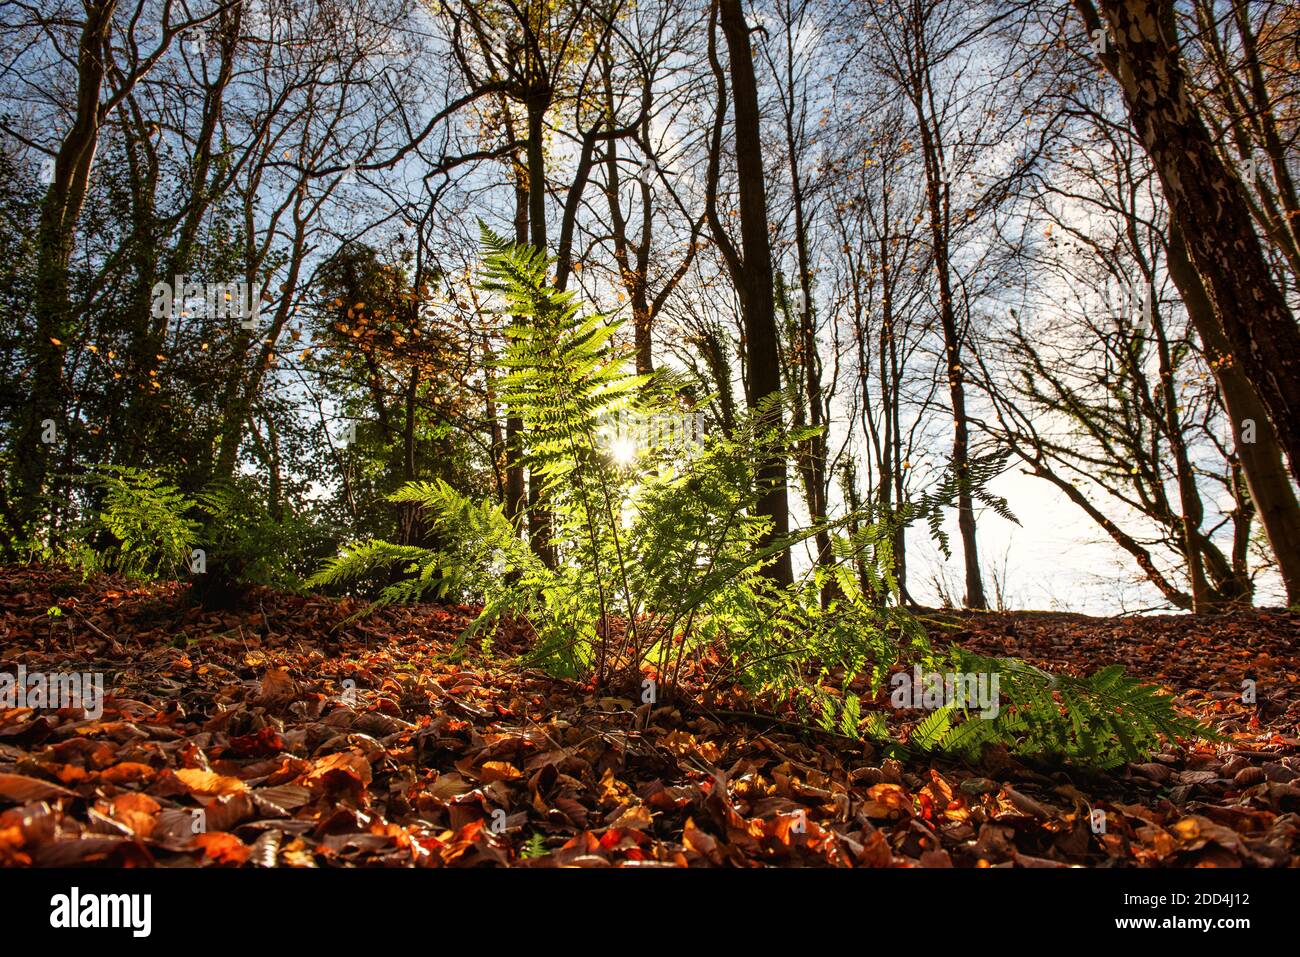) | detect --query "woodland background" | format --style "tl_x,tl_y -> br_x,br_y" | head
0,0 -> 1299,616
3,1 -> 1300,871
